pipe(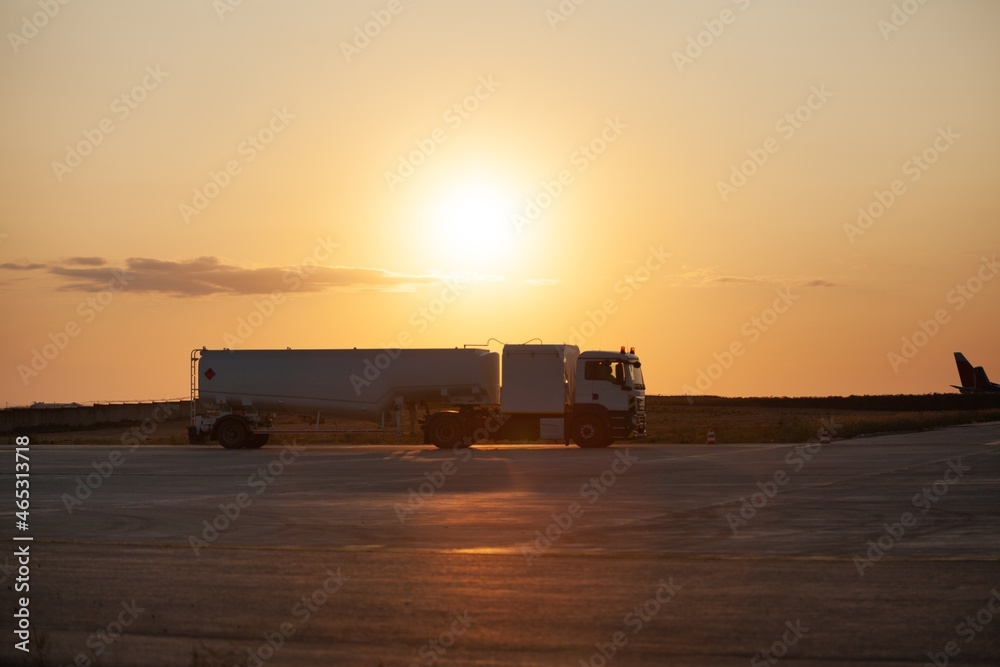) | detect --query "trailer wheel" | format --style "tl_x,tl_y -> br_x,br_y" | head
571,415 -> 612,448
216,416 -> 250,449
426,414 -> 465,449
